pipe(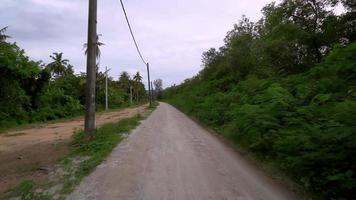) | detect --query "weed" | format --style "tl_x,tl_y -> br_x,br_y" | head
12,180 -> 52,200
60,114 -> 143,194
